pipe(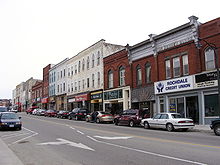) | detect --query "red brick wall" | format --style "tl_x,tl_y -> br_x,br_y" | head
43,64 -> 51,98
103,49 -> 131,90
